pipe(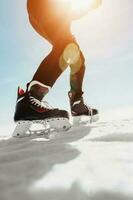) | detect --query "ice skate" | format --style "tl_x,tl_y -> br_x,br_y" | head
68,91 -> 99,125
13,81 -> 71,138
